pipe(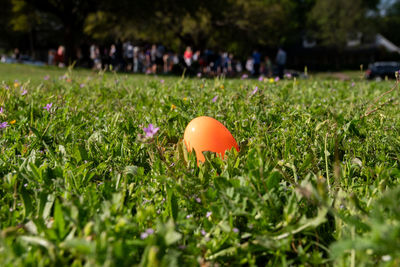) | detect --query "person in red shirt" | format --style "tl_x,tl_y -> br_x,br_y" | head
184,46 -> 193,67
